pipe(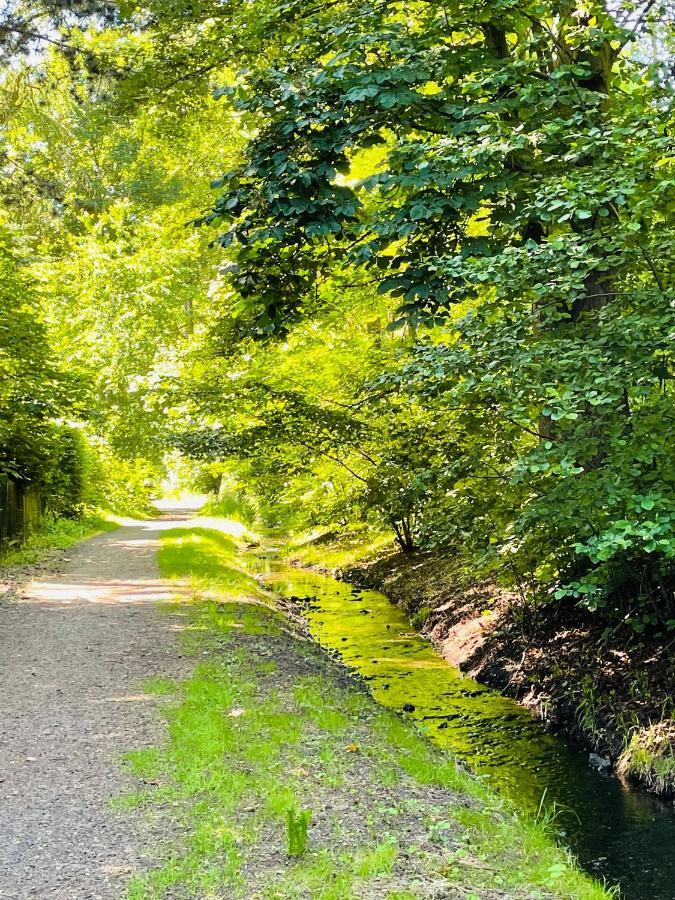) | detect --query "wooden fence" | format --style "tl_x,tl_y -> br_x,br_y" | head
0,476 -> 42,551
